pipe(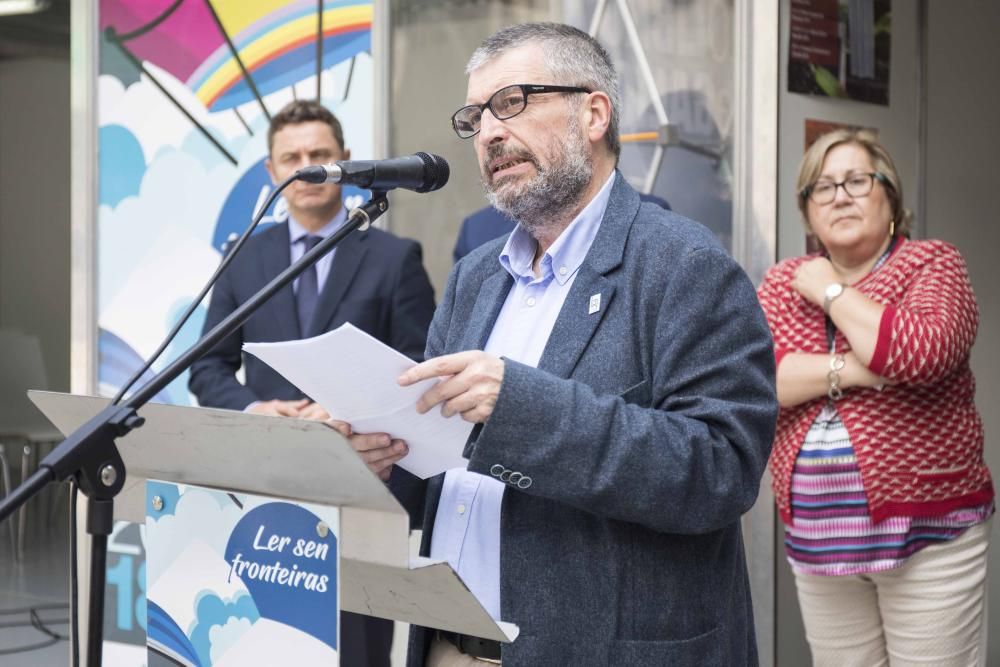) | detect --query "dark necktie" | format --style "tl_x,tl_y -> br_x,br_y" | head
295,235 -> 322,335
